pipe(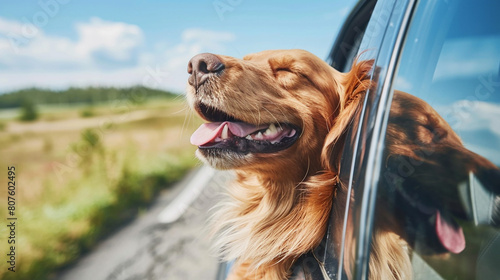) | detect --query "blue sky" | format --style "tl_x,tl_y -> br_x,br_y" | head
0,0 -> 356,93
